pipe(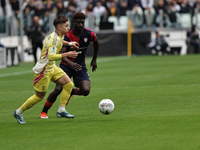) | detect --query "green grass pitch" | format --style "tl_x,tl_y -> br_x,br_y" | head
0,55 -> 200,150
